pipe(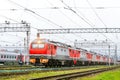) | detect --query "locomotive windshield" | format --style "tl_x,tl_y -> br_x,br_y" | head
31,38 -> 48,49
32,44 -> 44,48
